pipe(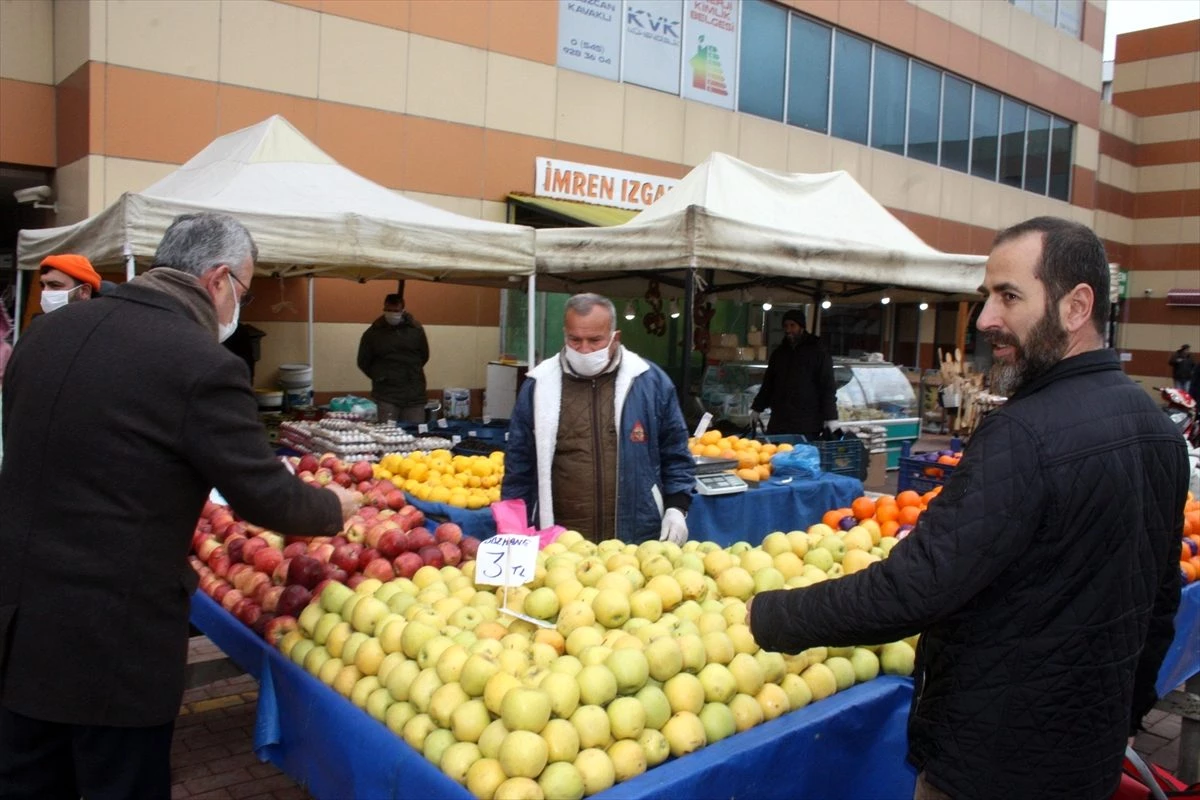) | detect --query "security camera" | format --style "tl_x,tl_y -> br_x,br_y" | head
14,185 -> 53,204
